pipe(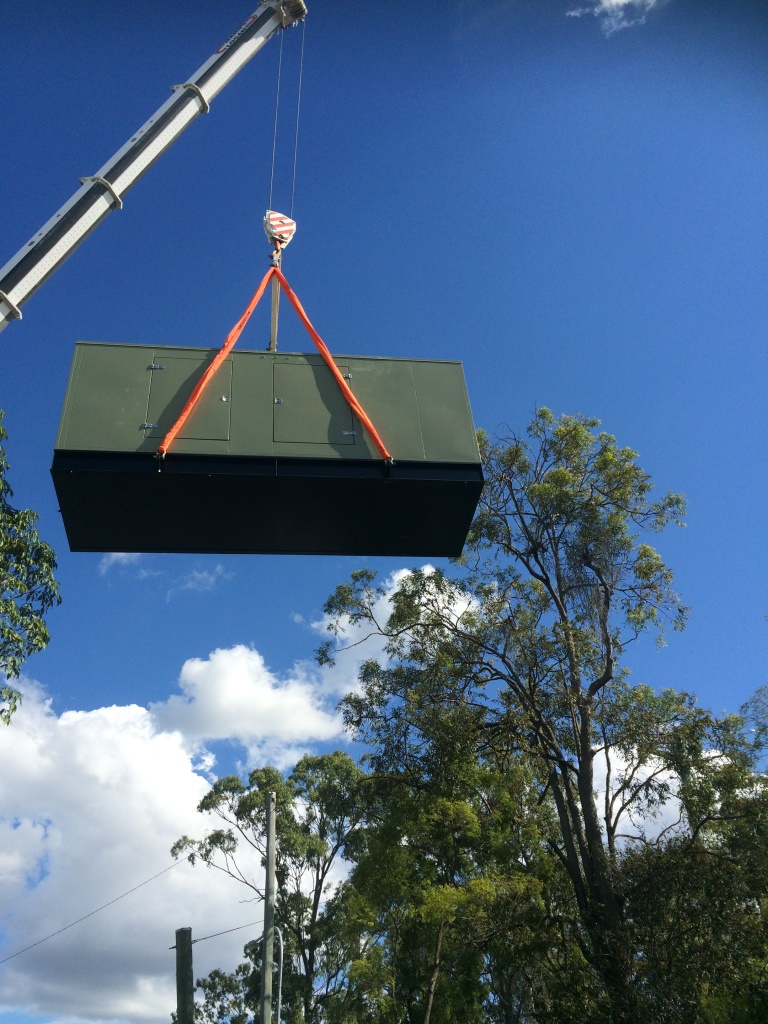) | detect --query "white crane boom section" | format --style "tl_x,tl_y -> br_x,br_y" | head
0,0 -> 307,334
